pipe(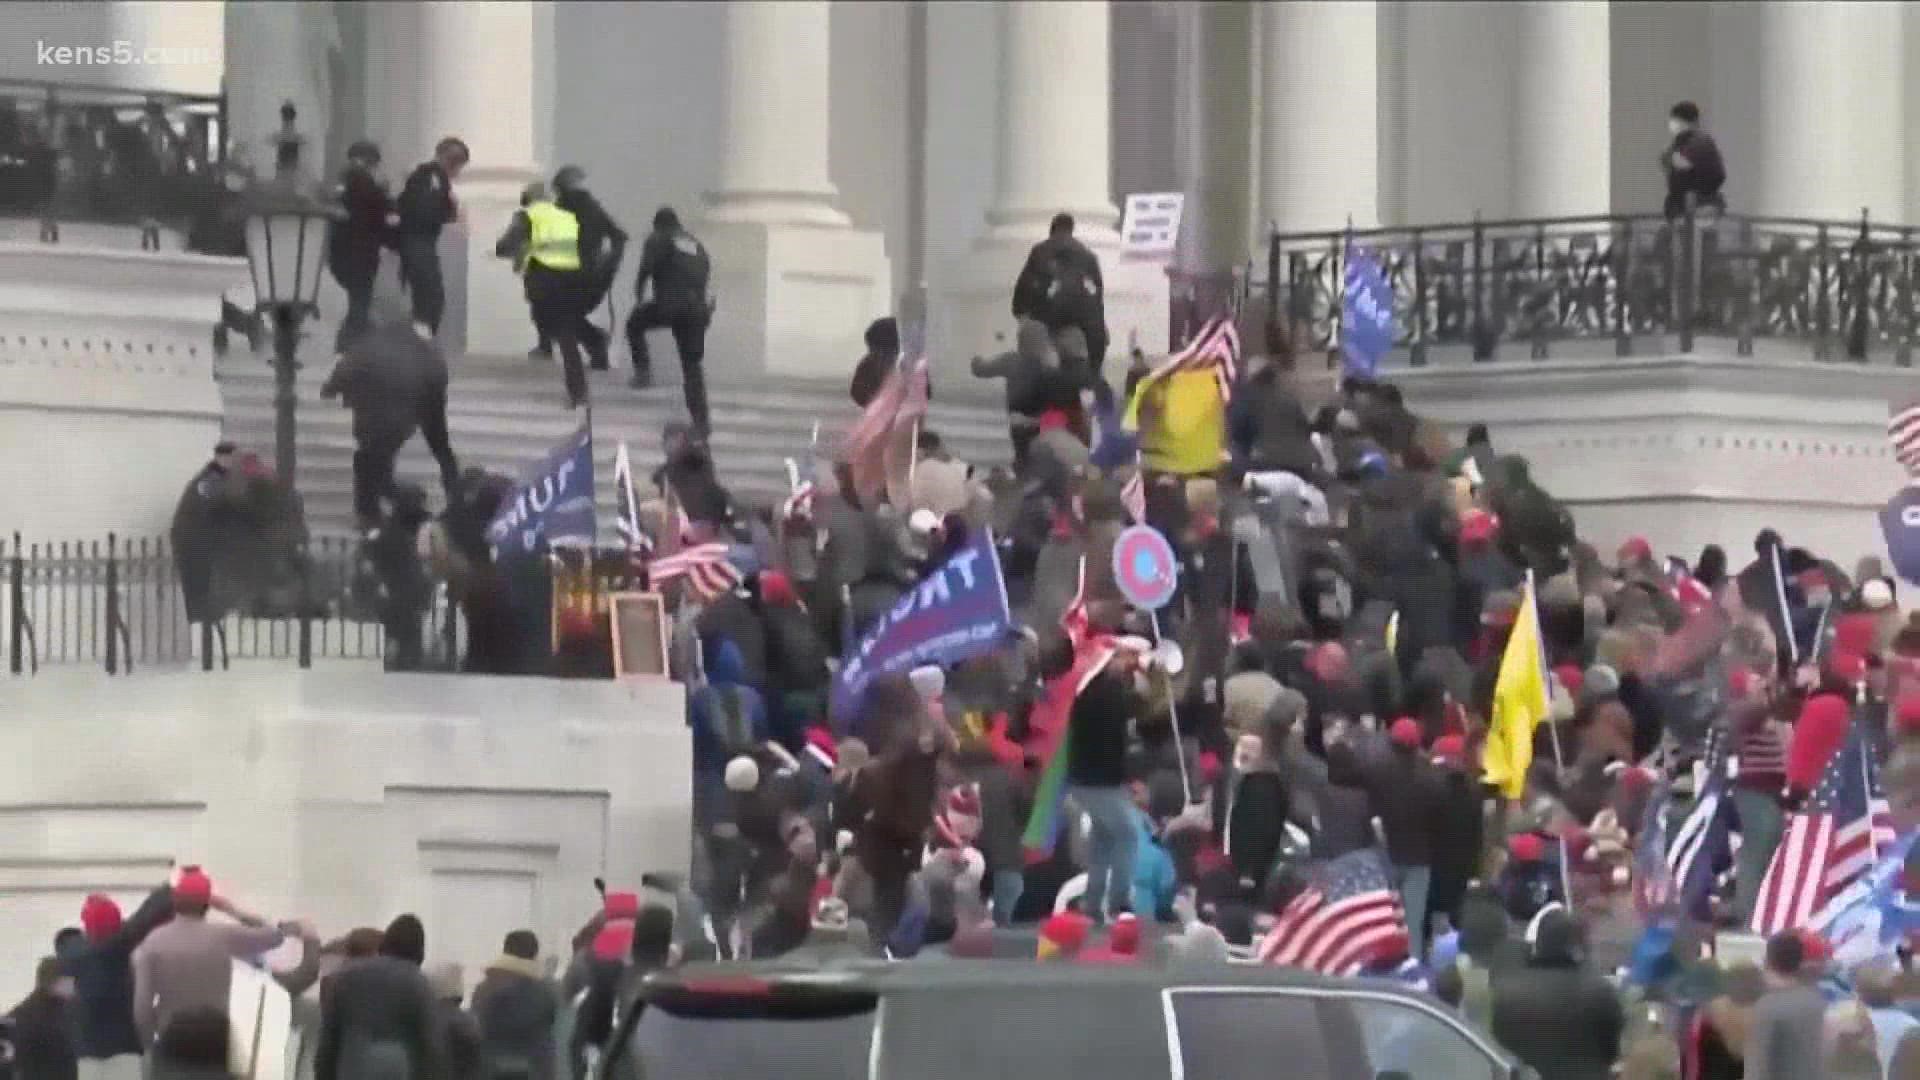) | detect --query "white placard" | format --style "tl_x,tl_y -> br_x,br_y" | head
1120,192 -> 1185,261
